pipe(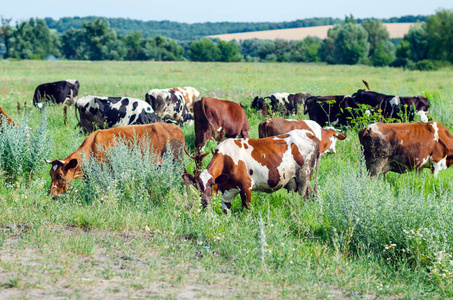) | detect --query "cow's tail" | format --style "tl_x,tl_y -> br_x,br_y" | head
201,97 -> 219,141
313,152 -> 321,196
362,80 -> 370,91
